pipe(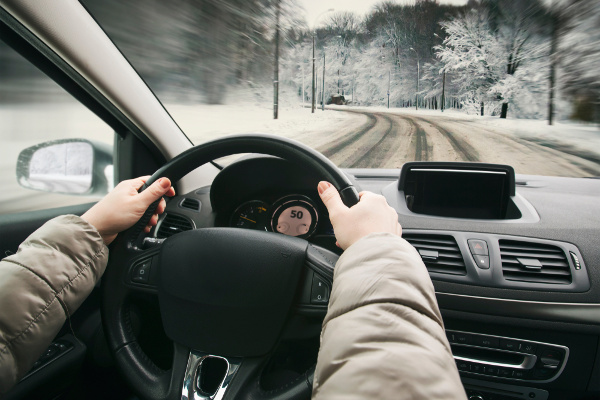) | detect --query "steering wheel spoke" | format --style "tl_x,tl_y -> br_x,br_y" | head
294,244 -> 338,317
